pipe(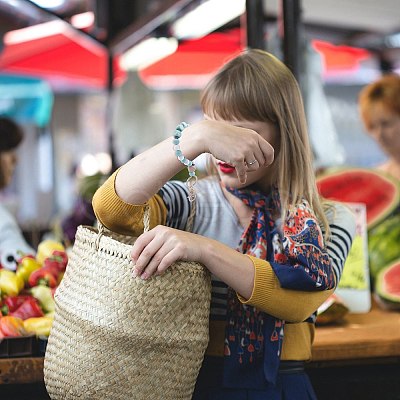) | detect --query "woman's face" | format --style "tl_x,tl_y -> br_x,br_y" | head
212,119 -> 279,192
365,102 -> 400,159
0,149 -> 18,188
